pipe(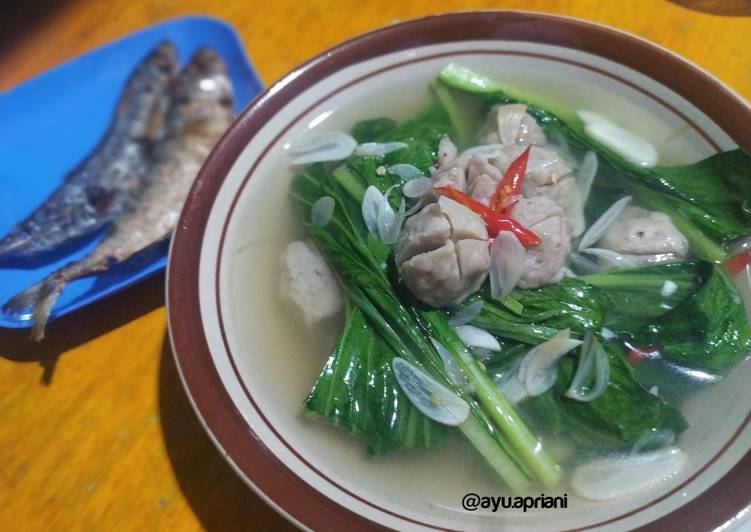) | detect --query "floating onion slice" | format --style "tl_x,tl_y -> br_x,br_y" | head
404,197 -> 426,217
430,338 -> 474,393
402,177 -> 434,198
361,186 -> 382,234
391,357 -> 470,426
630,429 -> 676,456
377,185 -> 403,245
362,185 -> 404,244
520,329 -> 582,397
577,110 -> 658,167
388,163 -> 424,181
492,357 -> 528,403
489,232 -> 526,299
578,196 -> 632,251
569,251 -> 604,275
576,151 -> 598,204
448,300 -> 484,327
453,325 -> 501,352
310,196 -> 335,228
471,347 -> 494,362
565,331 -> 610,402
354,141 -> 408,157
290,132 -> 357,165
571,447 -> 686,501
580,247 -> 638,268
